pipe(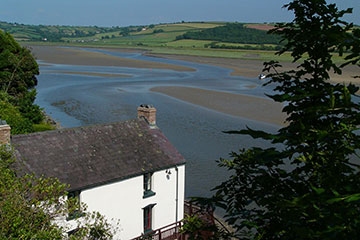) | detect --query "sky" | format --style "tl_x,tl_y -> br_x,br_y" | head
0,0 -> 359,27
